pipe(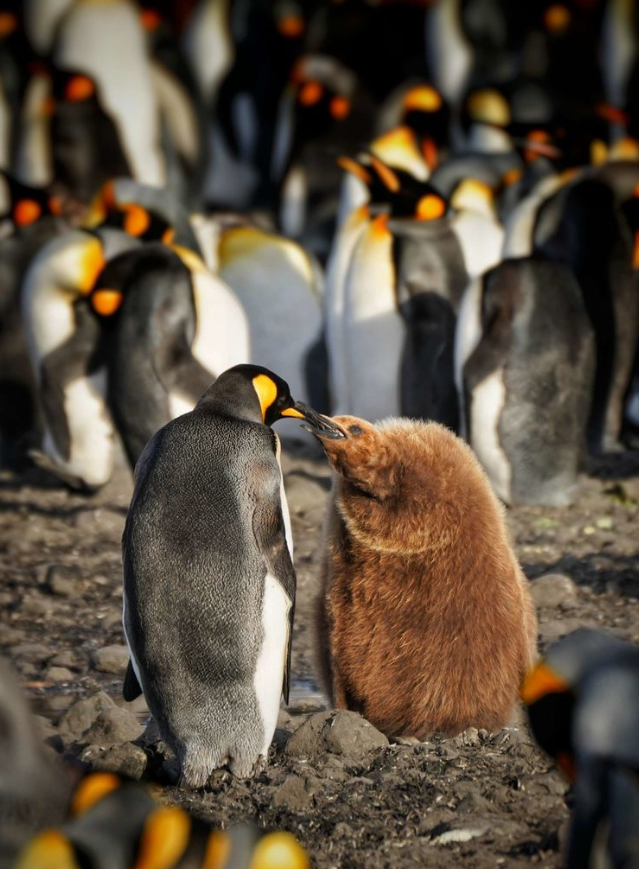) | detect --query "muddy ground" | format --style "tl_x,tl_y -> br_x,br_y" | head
1,437 -> 639,868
